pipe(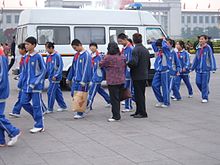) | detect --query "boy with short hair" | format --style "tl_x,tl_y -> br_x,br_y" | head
20,37 -> 46,133
87,42 -> 110,110
0,47 -> 20,147
67,39 -> 92,119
